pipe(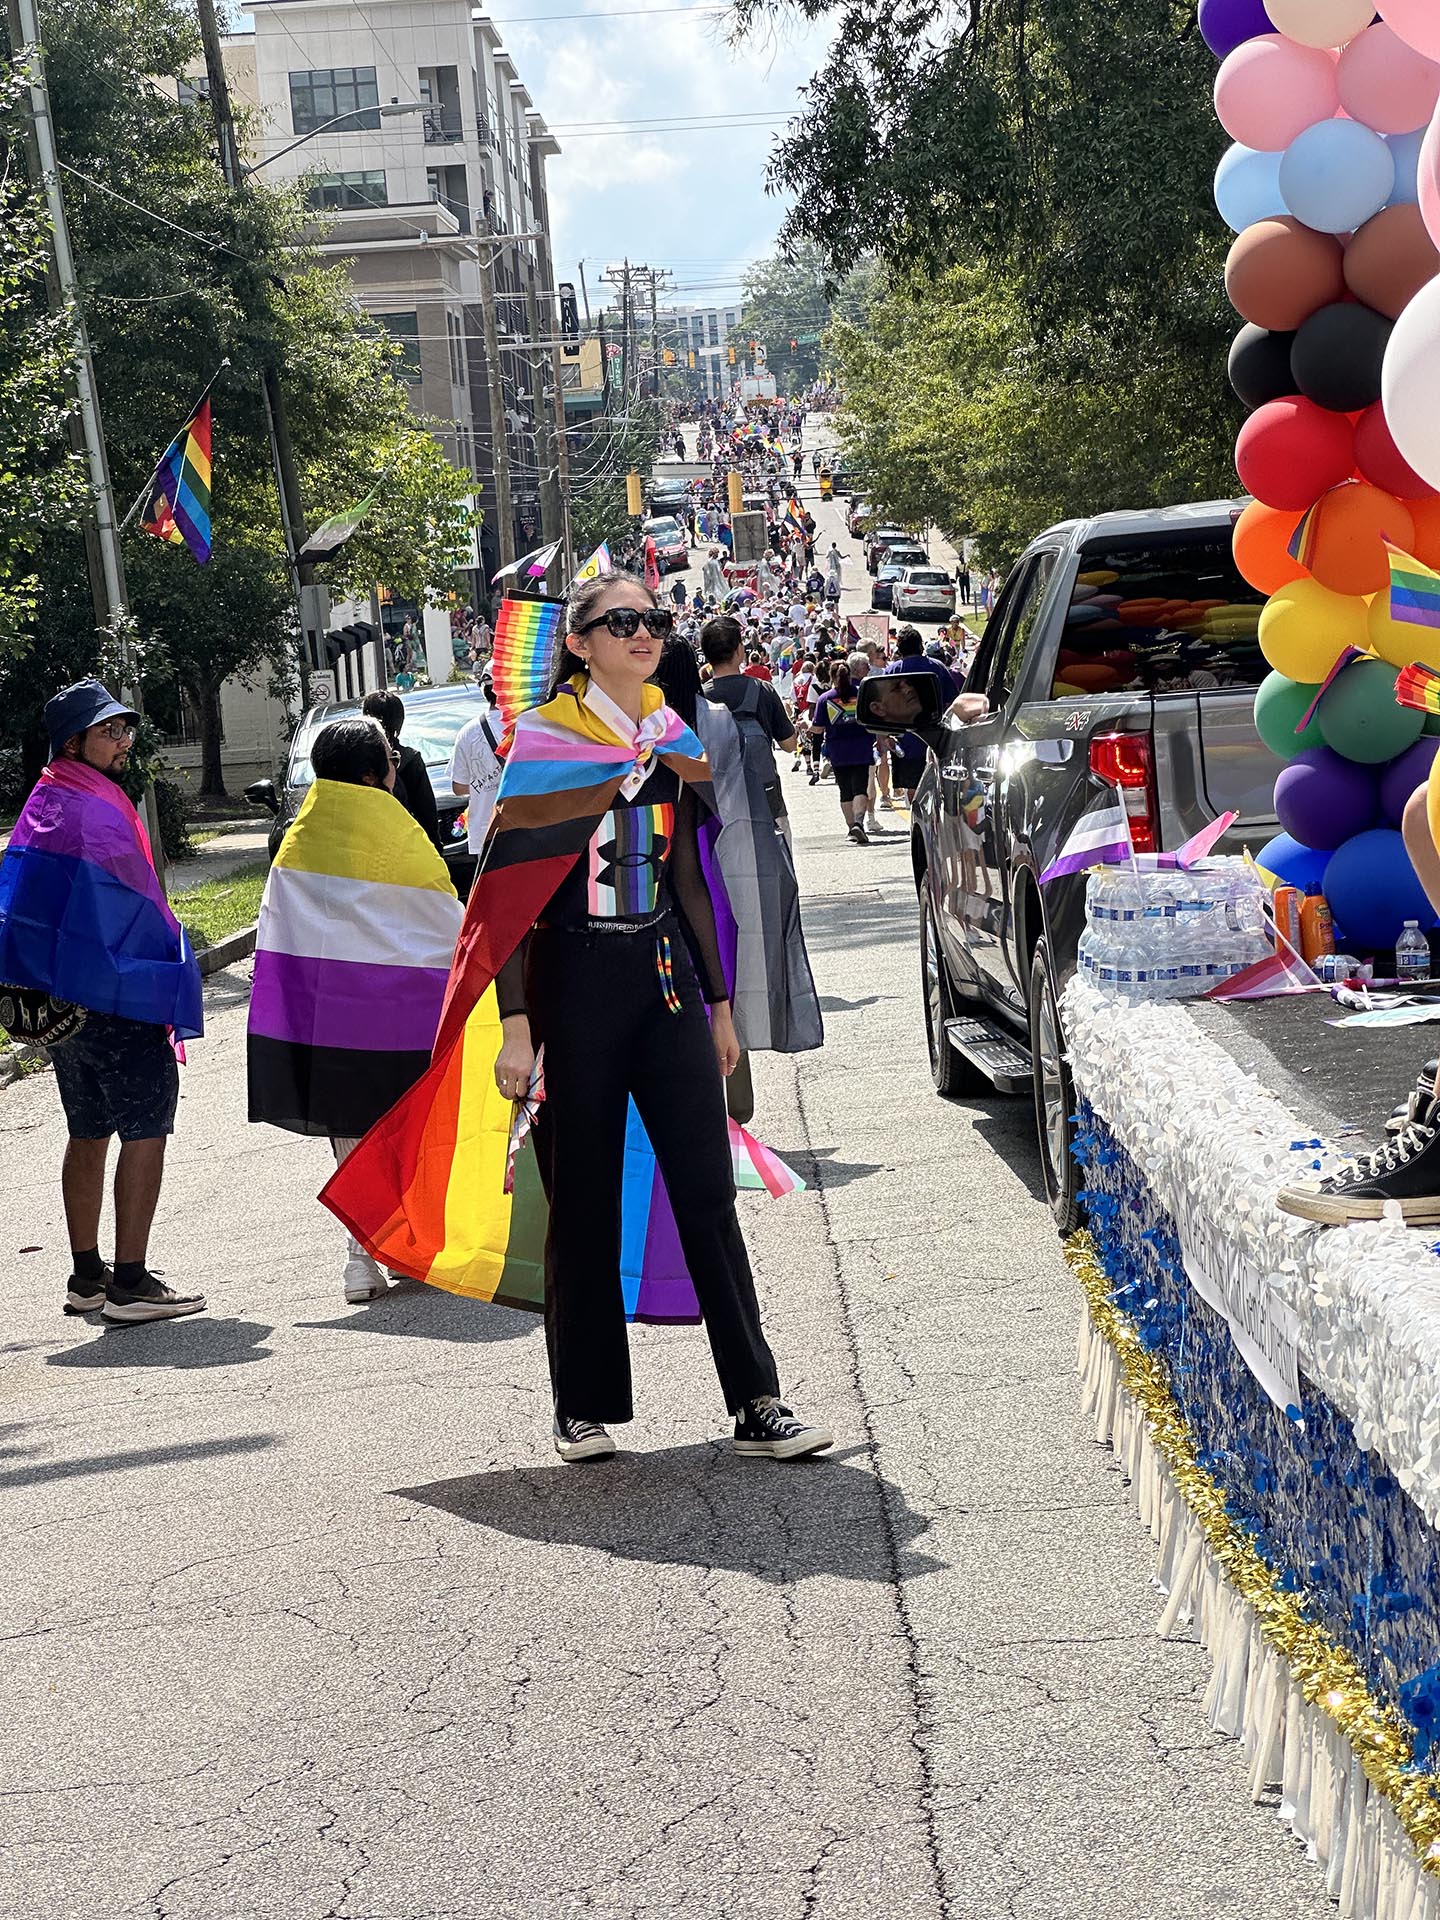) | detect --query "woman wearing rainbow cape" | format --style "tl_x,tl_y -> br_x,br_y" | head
323,573 -> 832,1465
